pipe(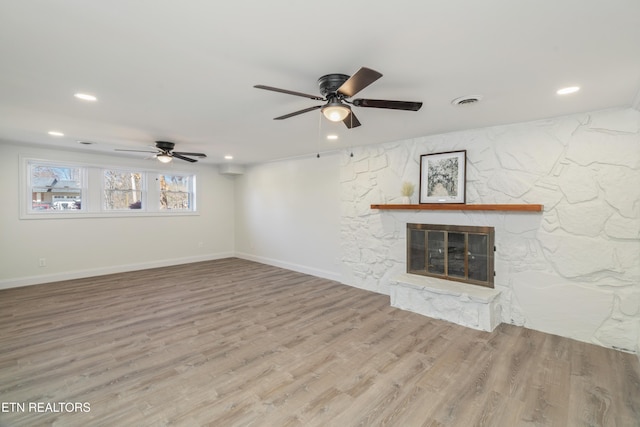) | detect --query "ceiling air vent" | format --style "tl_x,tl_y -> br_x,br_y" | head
451,95 -> 483,106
